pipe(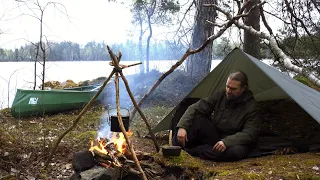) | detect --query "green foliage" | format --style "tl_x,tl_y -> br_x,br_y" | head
160,0 -> 180,13
281,34 -> 320,59
2,39 -> 185,61
212,37 -> 233,59
132,0 -> 180,24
